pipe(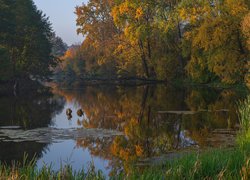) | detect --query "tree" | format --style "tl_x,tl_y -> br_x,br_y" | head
57,45 -> 85,81
180,0 -> 249,84
73,0 -> 249,85
50,32 -> 68,57
76,0 -> 119,78
14,0 -> 57,80
0,0 -> 16,81
242,12 -> 250,87
0,0 -> 58,85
